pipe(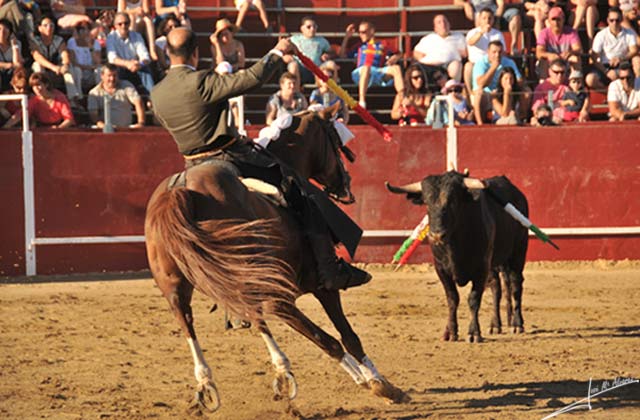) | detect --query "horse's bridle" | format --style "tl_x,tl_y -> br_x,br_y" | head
320,119 -> 356,205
